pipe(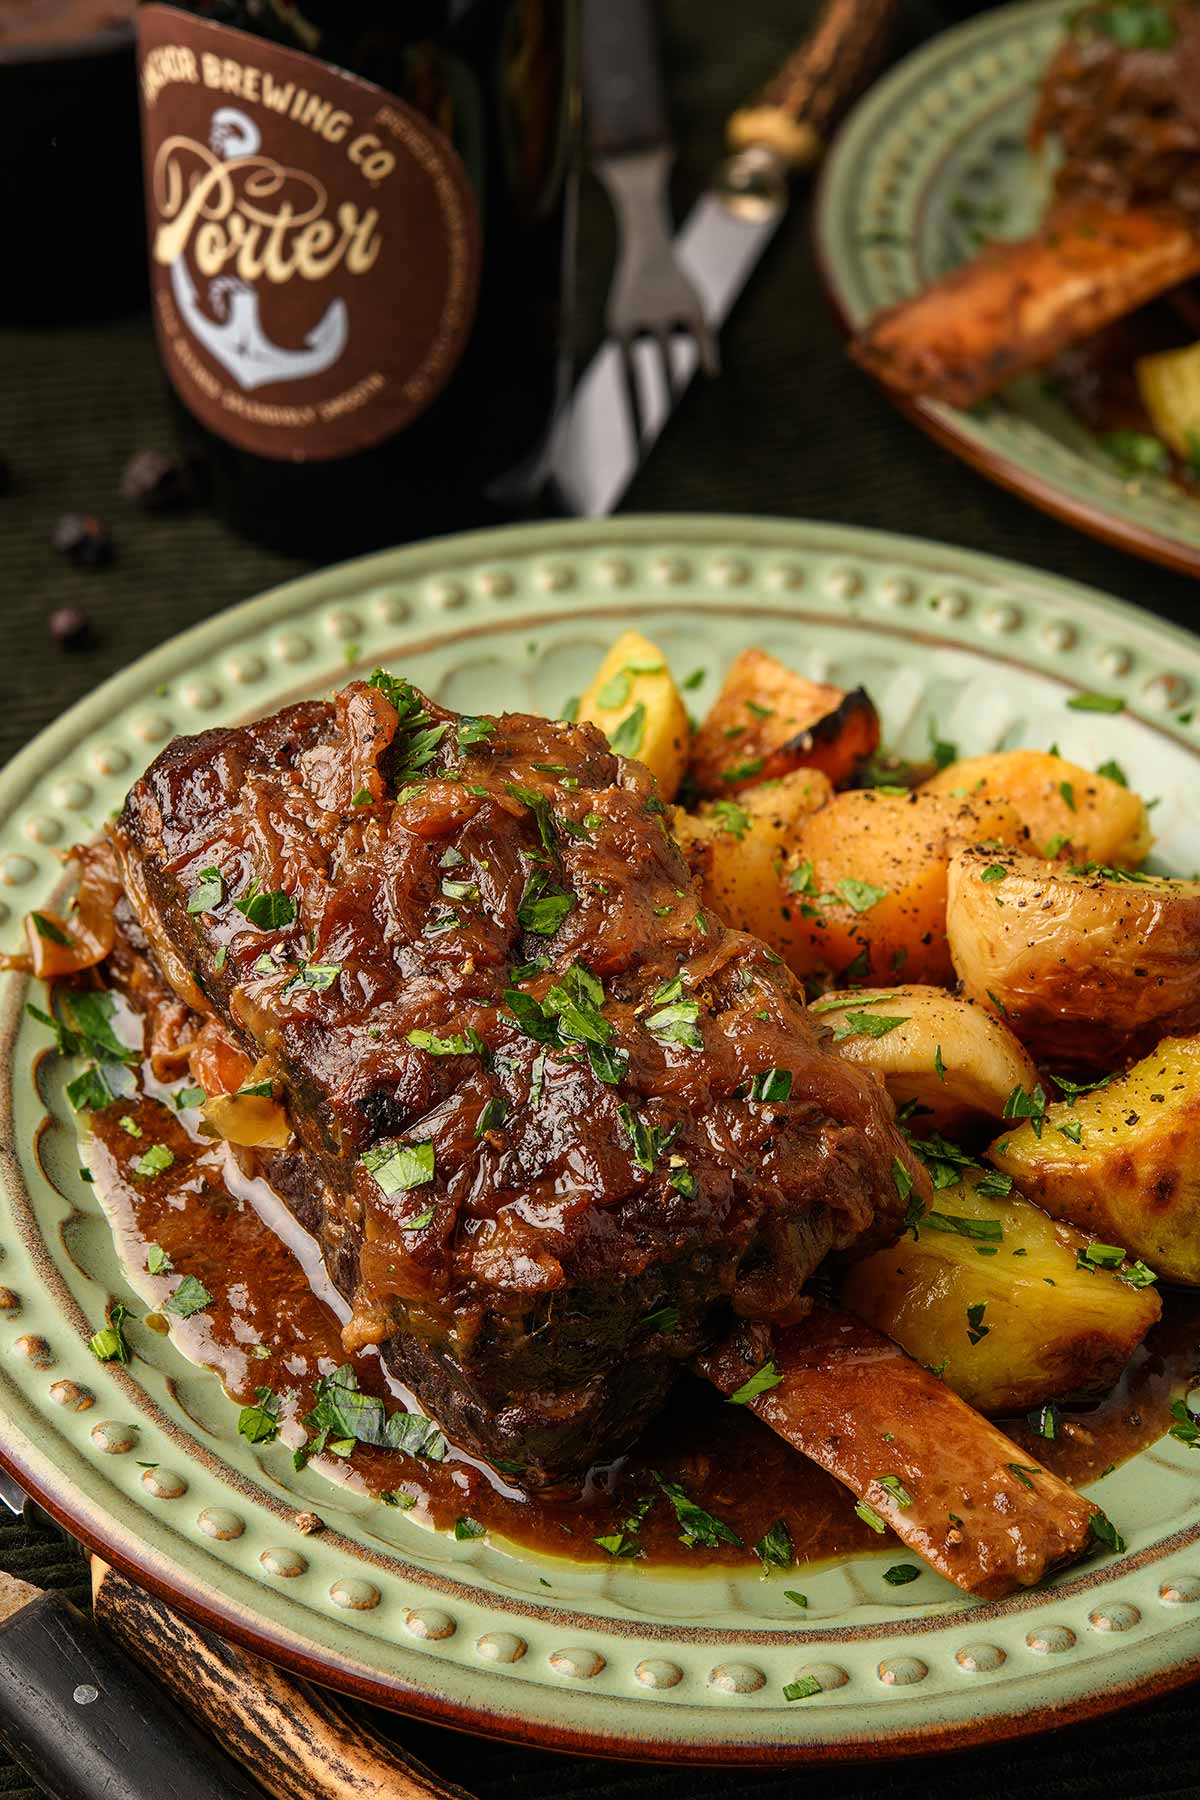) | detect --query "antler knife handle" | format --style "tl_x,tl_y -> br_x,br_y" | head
92,1561 -> 475,1800
727,0 -> 899,169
